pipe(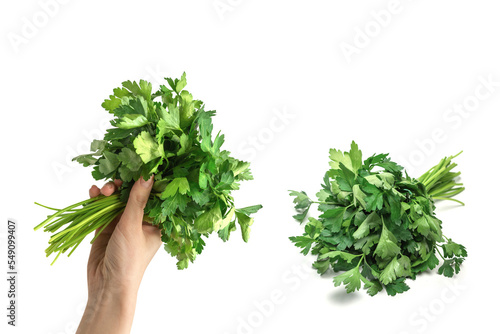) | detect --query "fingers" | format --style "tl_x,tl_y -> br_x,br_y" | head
114,179 -> 123,188
88,216 -> 120,265
100,181 -> 117,196
89,185 -> 100,198
88,180 -> 122,198
119,176 -> 154,233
